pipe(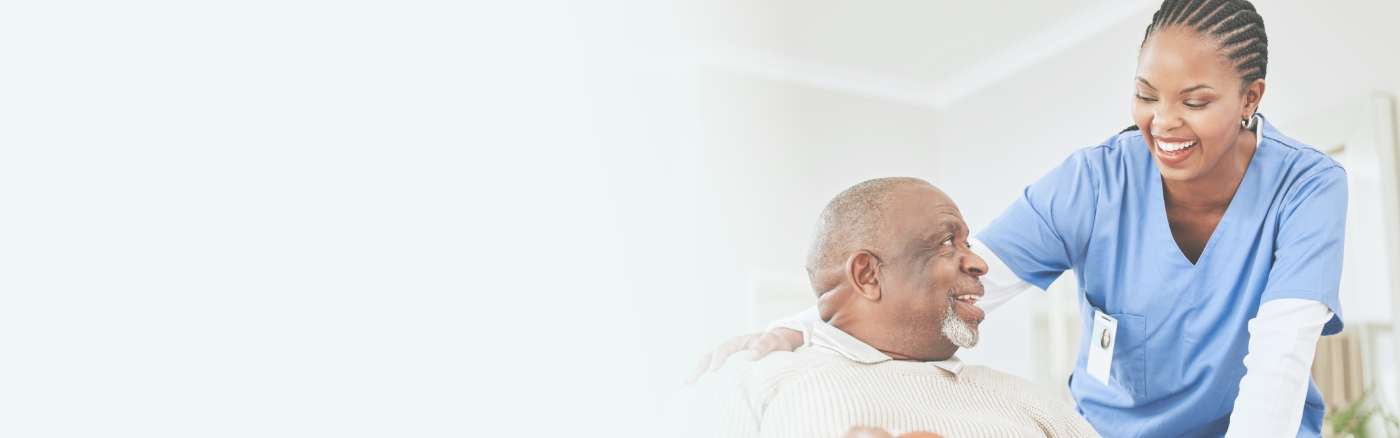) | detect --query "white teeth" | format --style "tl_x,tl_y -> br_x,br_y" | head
1158,140 -> 1196,152
956,295 -> 980,303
